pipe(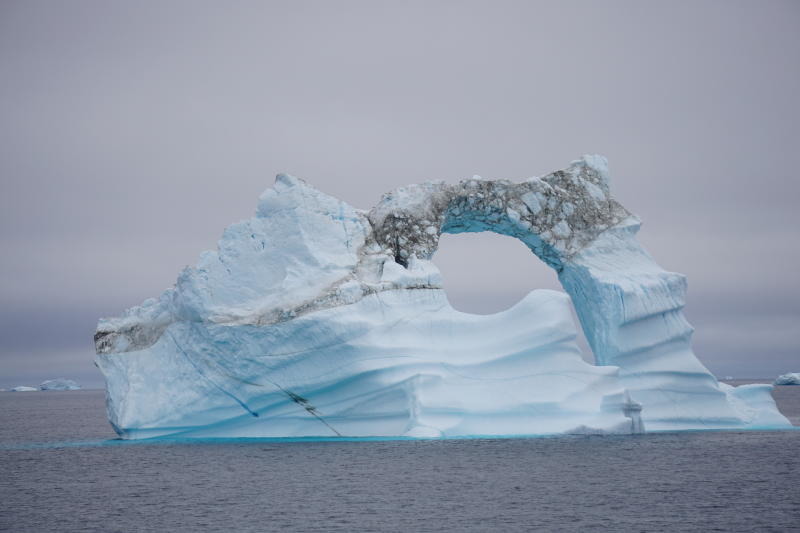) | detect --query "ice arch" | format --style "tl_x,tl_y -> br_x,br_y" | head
368,156 -> 655,367
367,156 -> 746,428
94,155 -> 790,438
432,231 -> 561,315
